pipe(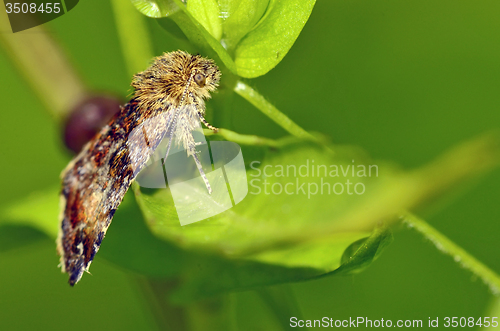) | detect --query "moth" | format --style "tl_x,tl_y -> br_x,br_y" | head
57,51 -> 221,285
